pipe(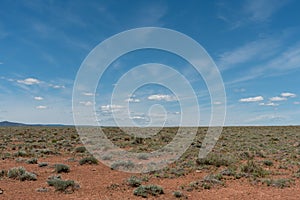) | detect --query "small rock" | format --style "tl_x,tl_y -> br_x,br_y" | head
293,142 -> 300,147
0,188 -> 3,194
